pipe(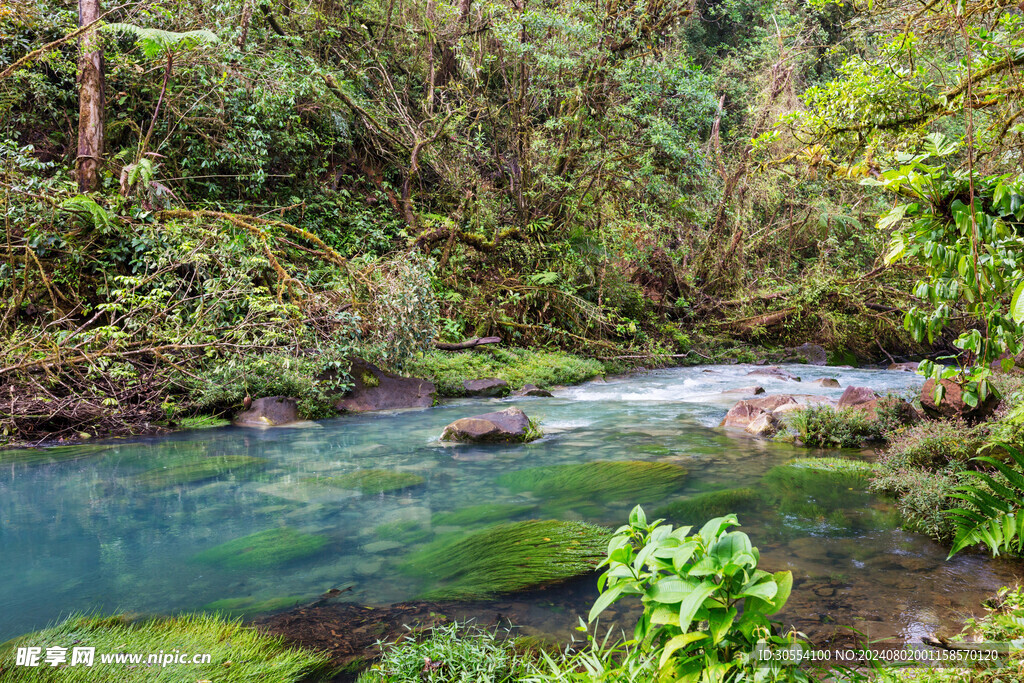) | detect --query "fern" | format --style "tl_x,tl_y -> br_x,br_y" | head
101,23 -> 218,59
62,195 -> 117,232
947,443 -> 1024,558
